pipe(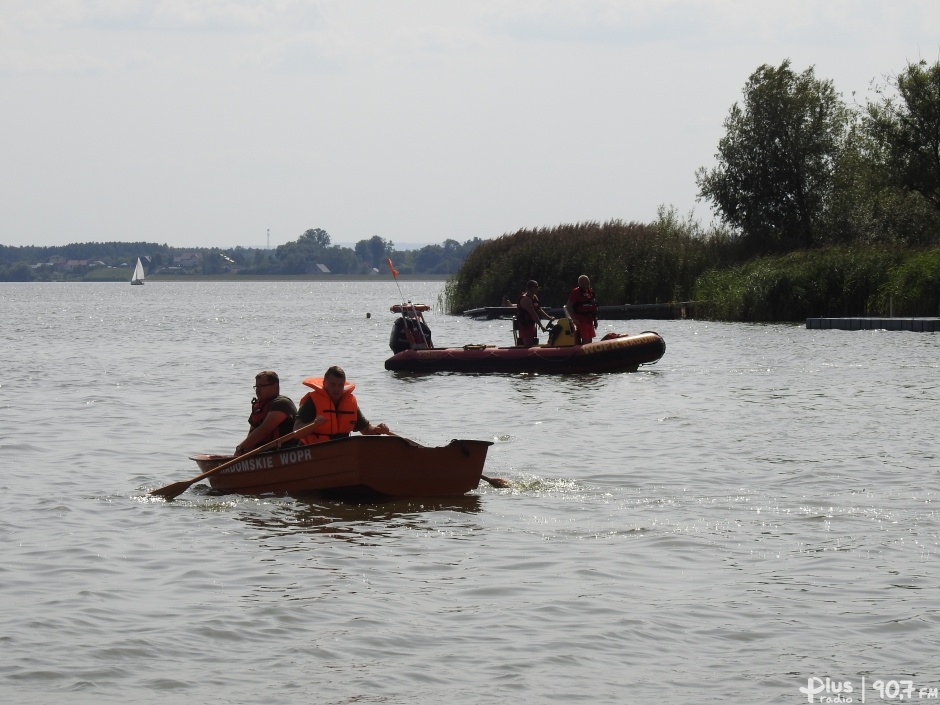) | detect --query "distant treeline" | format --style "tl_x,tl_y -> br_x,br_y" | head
0,230 -> 483,282
446,57 -> 940,321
